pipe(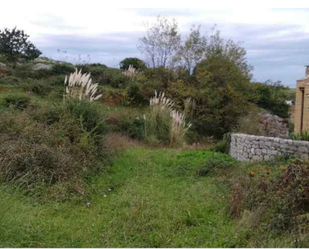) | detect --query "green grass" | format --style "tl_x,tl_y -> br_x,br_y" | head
0,148 -> 242,248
